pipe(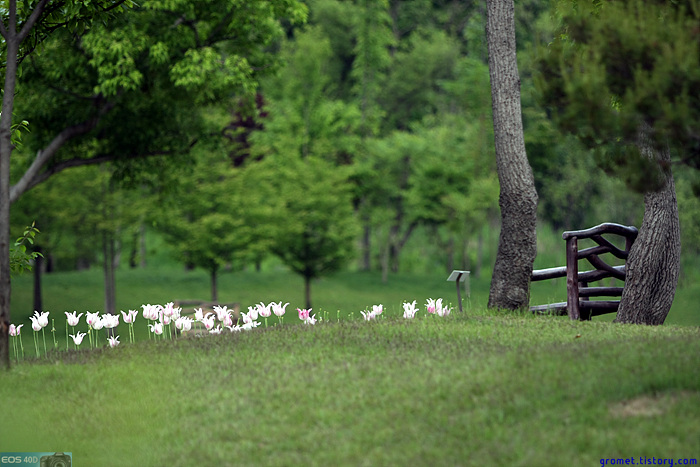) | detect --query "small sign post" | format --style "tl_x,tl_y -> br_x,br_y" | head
447,270 -> 470,313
